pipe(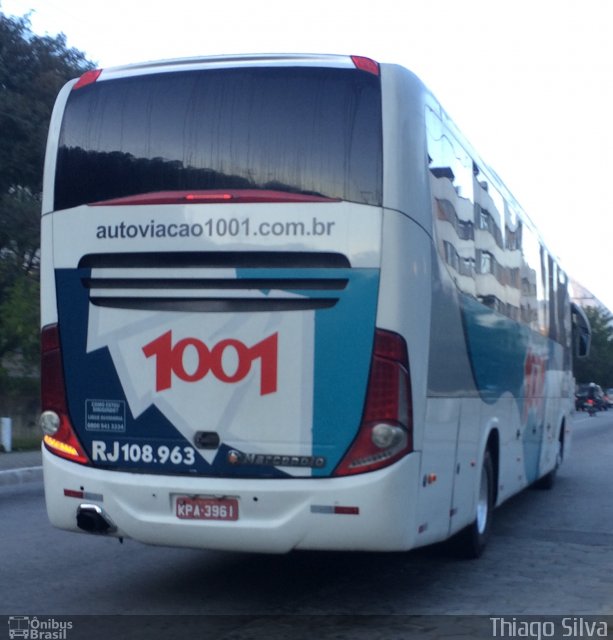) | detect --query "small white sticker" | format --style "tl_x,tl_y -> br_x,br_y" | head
85,399 -> 126,432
